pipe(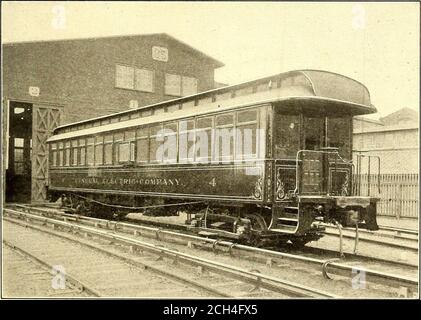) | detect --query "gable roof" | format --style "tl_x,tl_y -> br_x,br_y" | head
380,107 -> 418,125
3,33 -> 224,68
